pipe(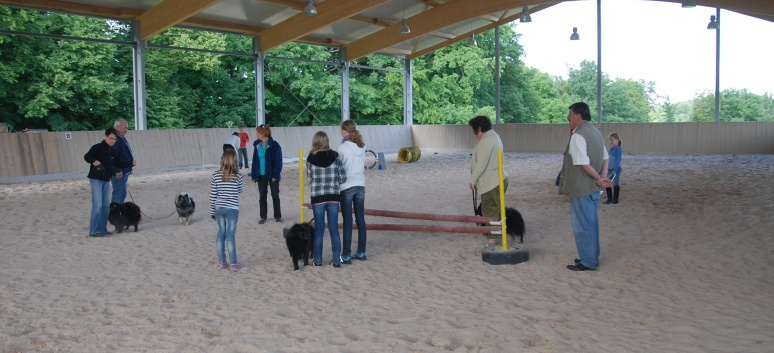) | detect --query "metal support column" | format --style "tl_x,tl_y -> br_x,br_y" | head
495,25 -> 501,124
714,8 -> 721,123
253,37 -> 266,126
404,58 -> 413,125
596,0 -> 602,124
340,49 -> 350,121
131,20 -> 147,130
